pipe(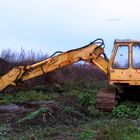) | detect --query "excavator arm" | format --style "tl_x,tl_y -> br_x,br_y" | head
0,39 -> 109,92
